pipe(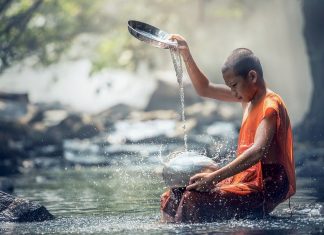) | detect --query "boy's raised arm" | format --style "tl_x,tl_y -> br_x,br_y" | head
170,34 -> 240,102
